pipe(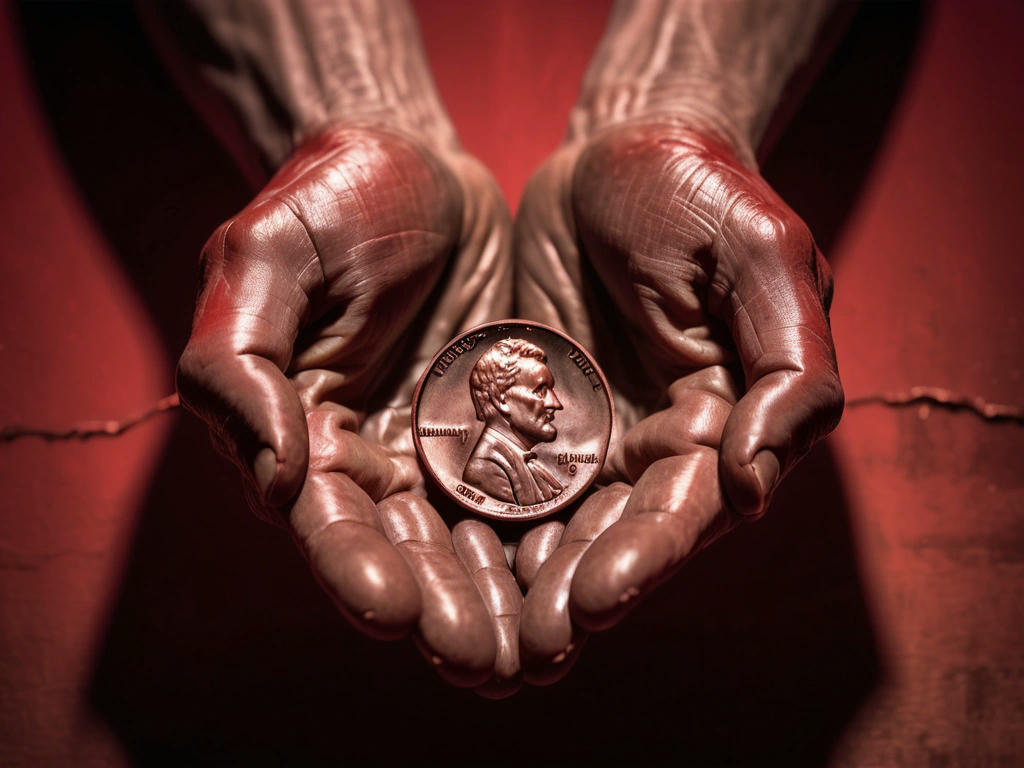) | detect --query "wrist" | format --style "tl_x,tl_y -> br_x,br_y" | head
152,0 -> 459,176
567,0 -> 835,168
231,35 -> 459,171
567,82 -> 759,168
290,98 -> 459,162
